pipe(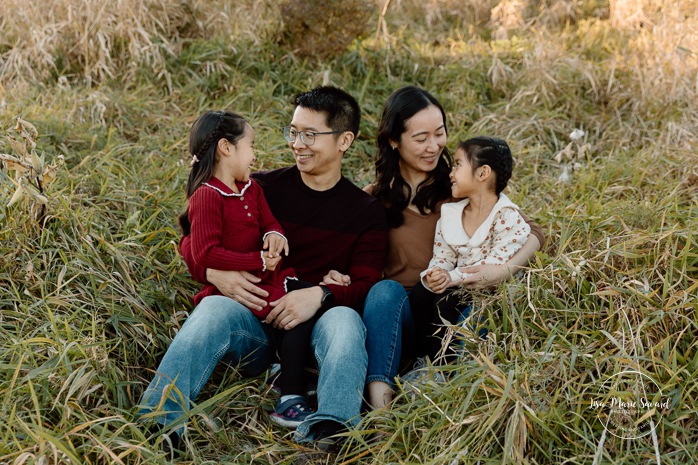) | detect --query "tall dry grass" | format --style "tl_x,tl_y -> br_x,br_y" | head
0,0 -> 281,86
0,0 -> 696,463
